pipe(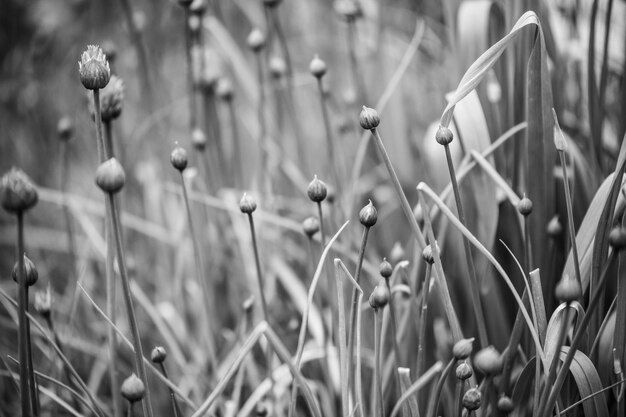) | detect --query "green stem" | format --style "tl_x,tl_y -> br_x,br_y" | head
24,286 -> 38,416
346,19 -> 366,105
428,358 -> 456,417
374,308 -> 385,417
416,263 -> 431,378
226,100 -> 243,188
317,78 -> 340,193
92,89 -> 105,163
16,212 -> 31,417
255,52 -> 271,195
59,140 -> 77,280
443,143 -> 488,348
158,363 -> 181,417
183,7 -> 196,129
559,151 -> 582,288
107,194 -> 155,417
455,378 -> 465,417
